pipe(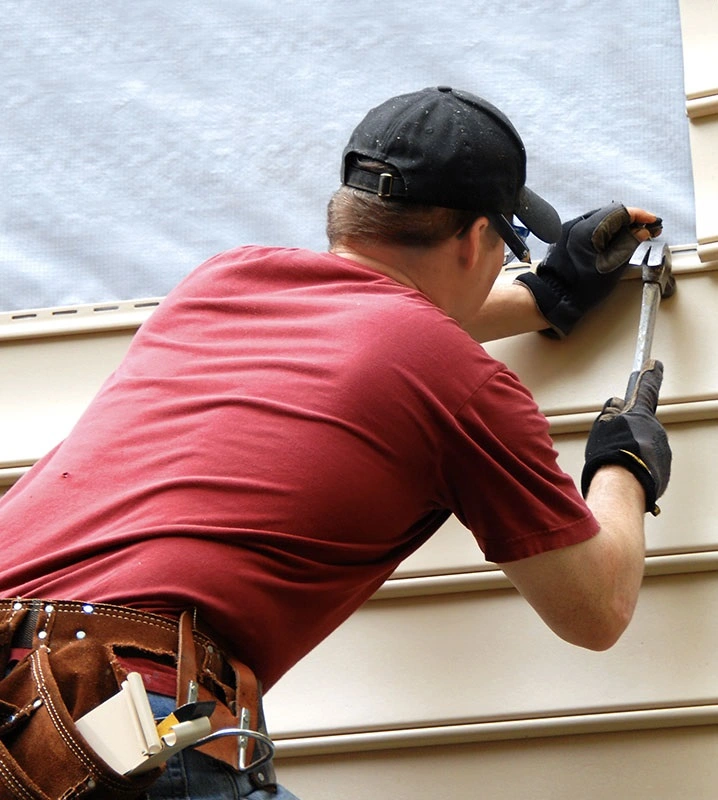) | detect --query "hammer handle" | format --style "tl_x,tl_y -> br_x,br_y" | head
625,281 -> 662,402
